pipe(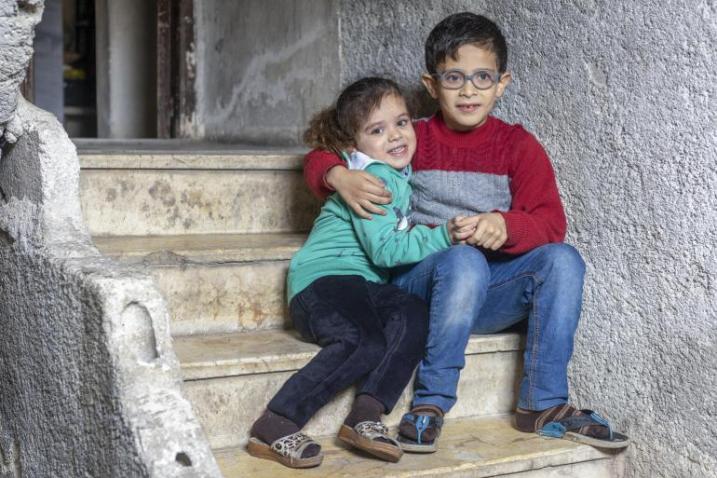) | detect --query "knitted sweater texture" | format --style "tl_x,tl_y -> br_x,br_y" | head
303,114 -> 567,255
